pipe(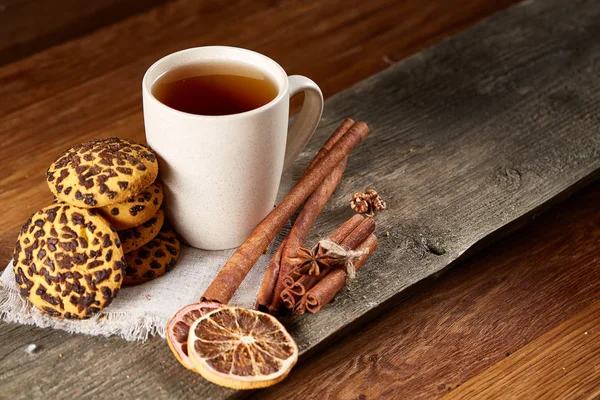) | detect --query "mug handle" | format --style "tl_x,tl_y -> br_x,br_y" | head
283,75 -> 324,171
